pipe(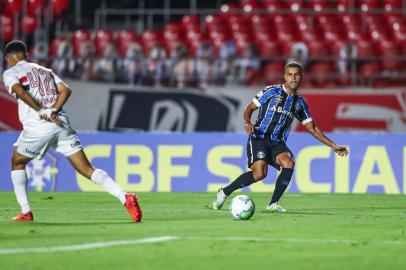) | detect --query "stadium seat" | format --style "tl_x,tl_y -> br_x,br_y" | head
95,29 -> 114,56
359,61 -> 382,79
51,0 -> 68,16
309,62 -> 336,87
141,29 -> 162,44
50,36 -> 67,57
379,41 -> 401,71
286,0 -> 306,12
360,0 -> 381,12
263,0 -> 285,12
384,0 -> 402,11
311,0 -> 330,12
5,0 -> 22,14
27,0 -> 45,16
181,15 -> 199,27
1,14 -> 13,42
308,40 -> 328,56
72,29 -> 92,57
258,40 -> 280,57
117,30 -> 140,57
20,14 -> 37,35
263,61 -> 285,84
